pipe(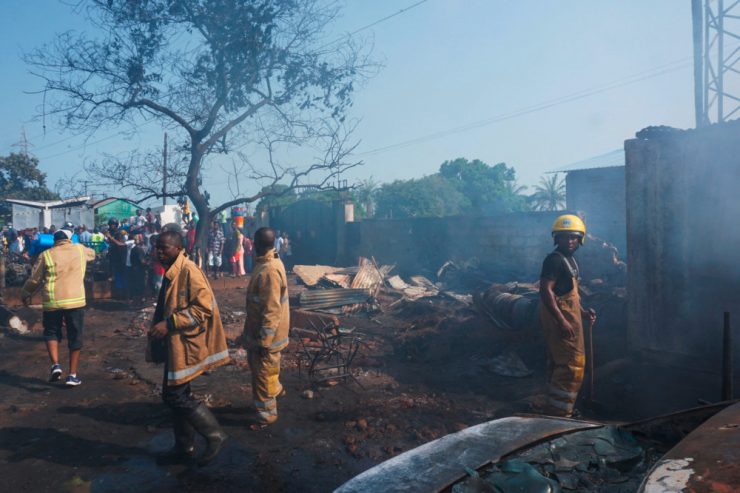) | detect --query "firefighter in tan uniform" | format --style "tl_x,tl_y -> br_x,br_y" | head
148,231 -> 230,466
538,215 -> 596,417
243,227 -> 290,426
